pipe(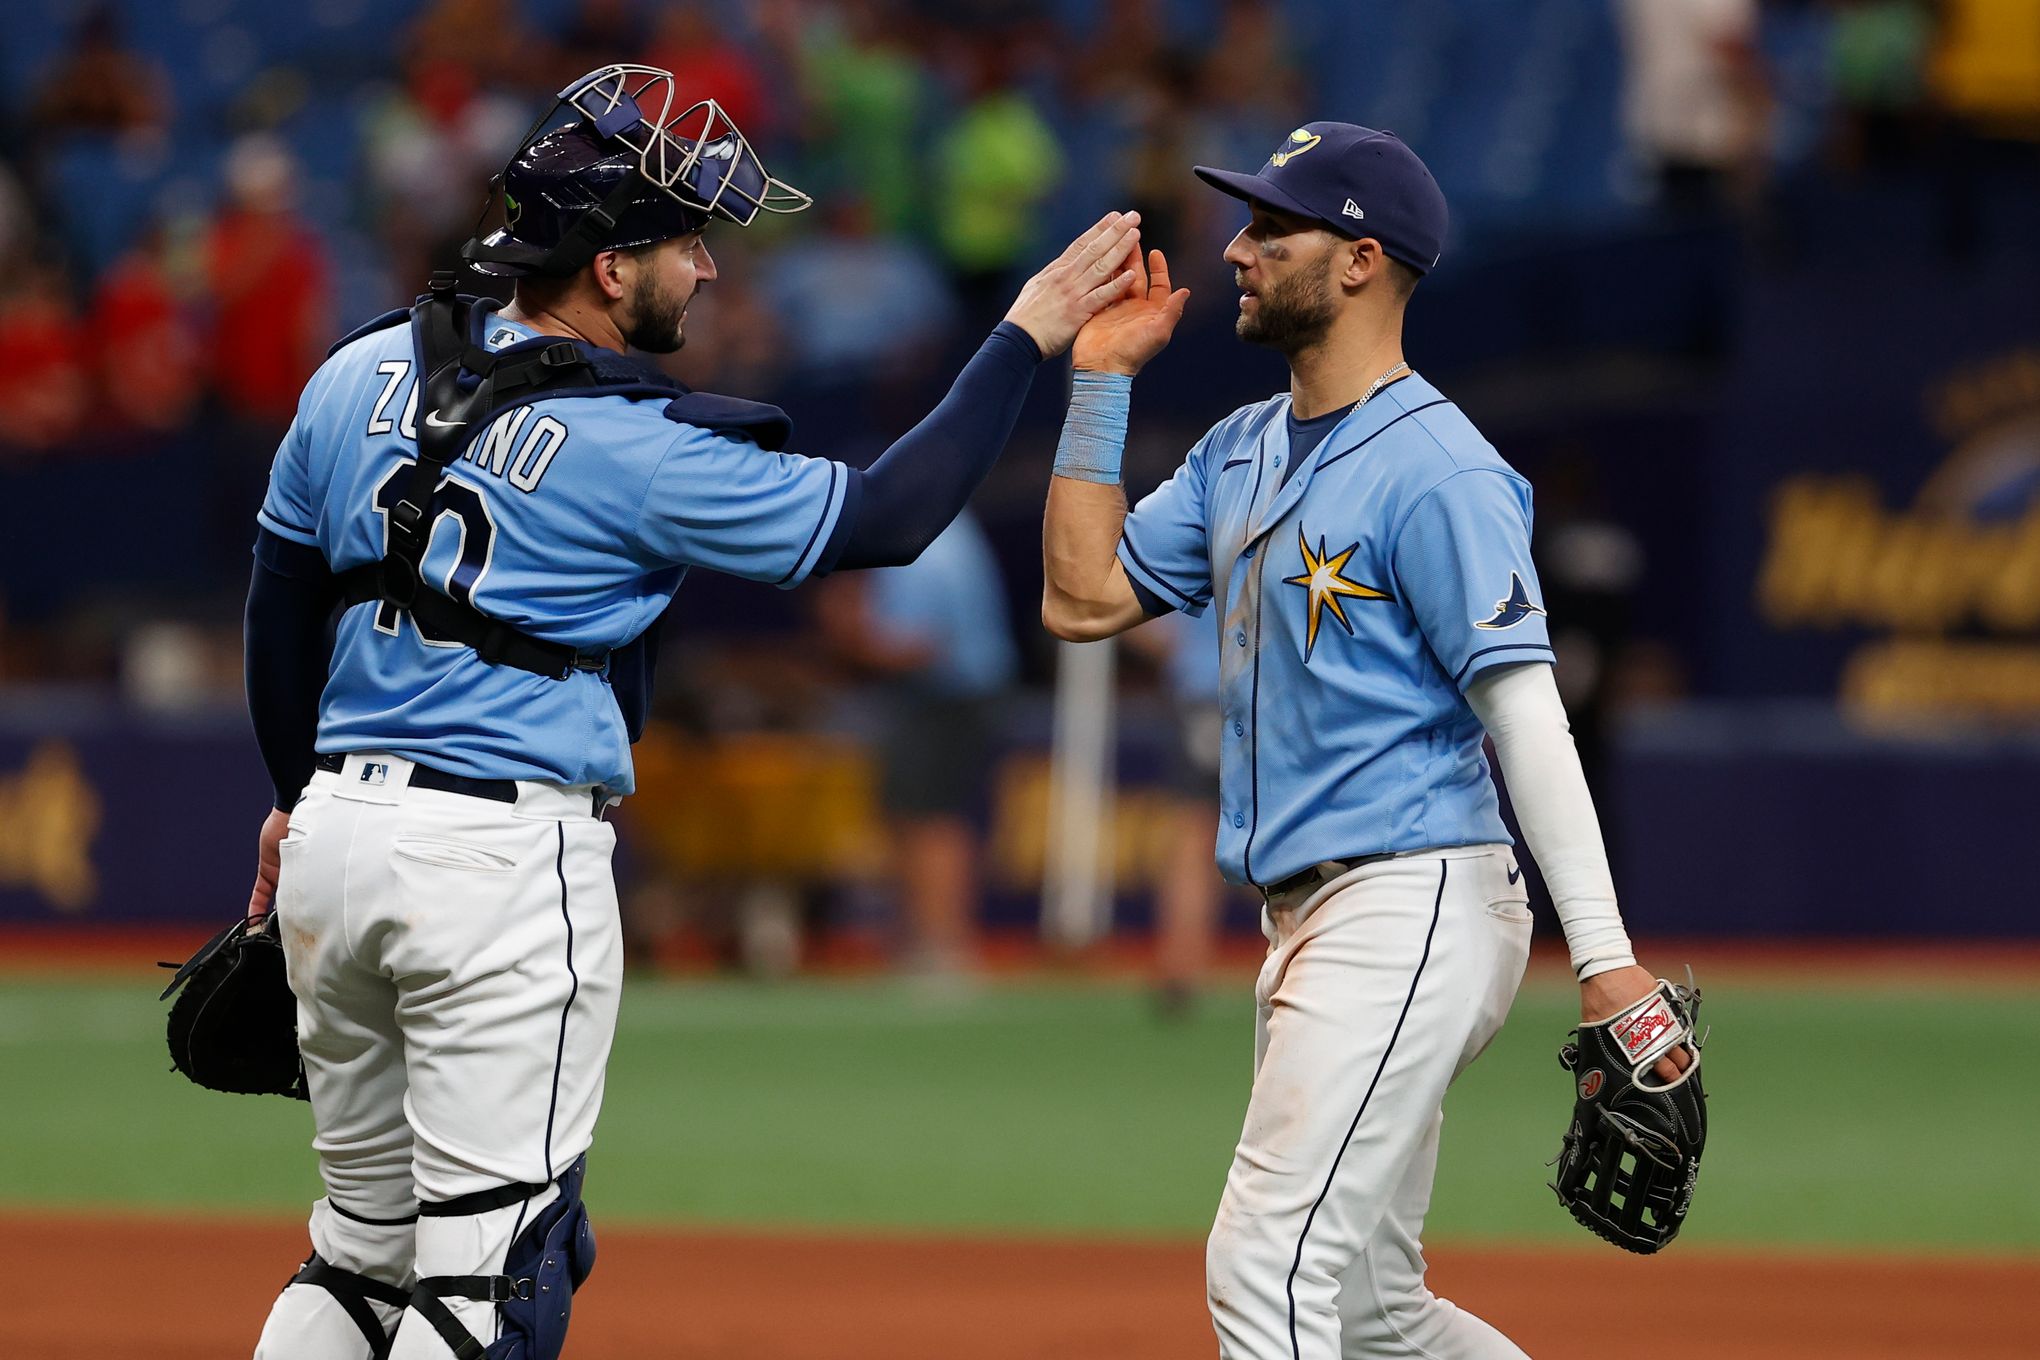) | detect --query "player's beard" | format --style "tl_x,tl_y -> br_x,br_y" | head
1236,254 -> 1336,355
624,272 -> 691,354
